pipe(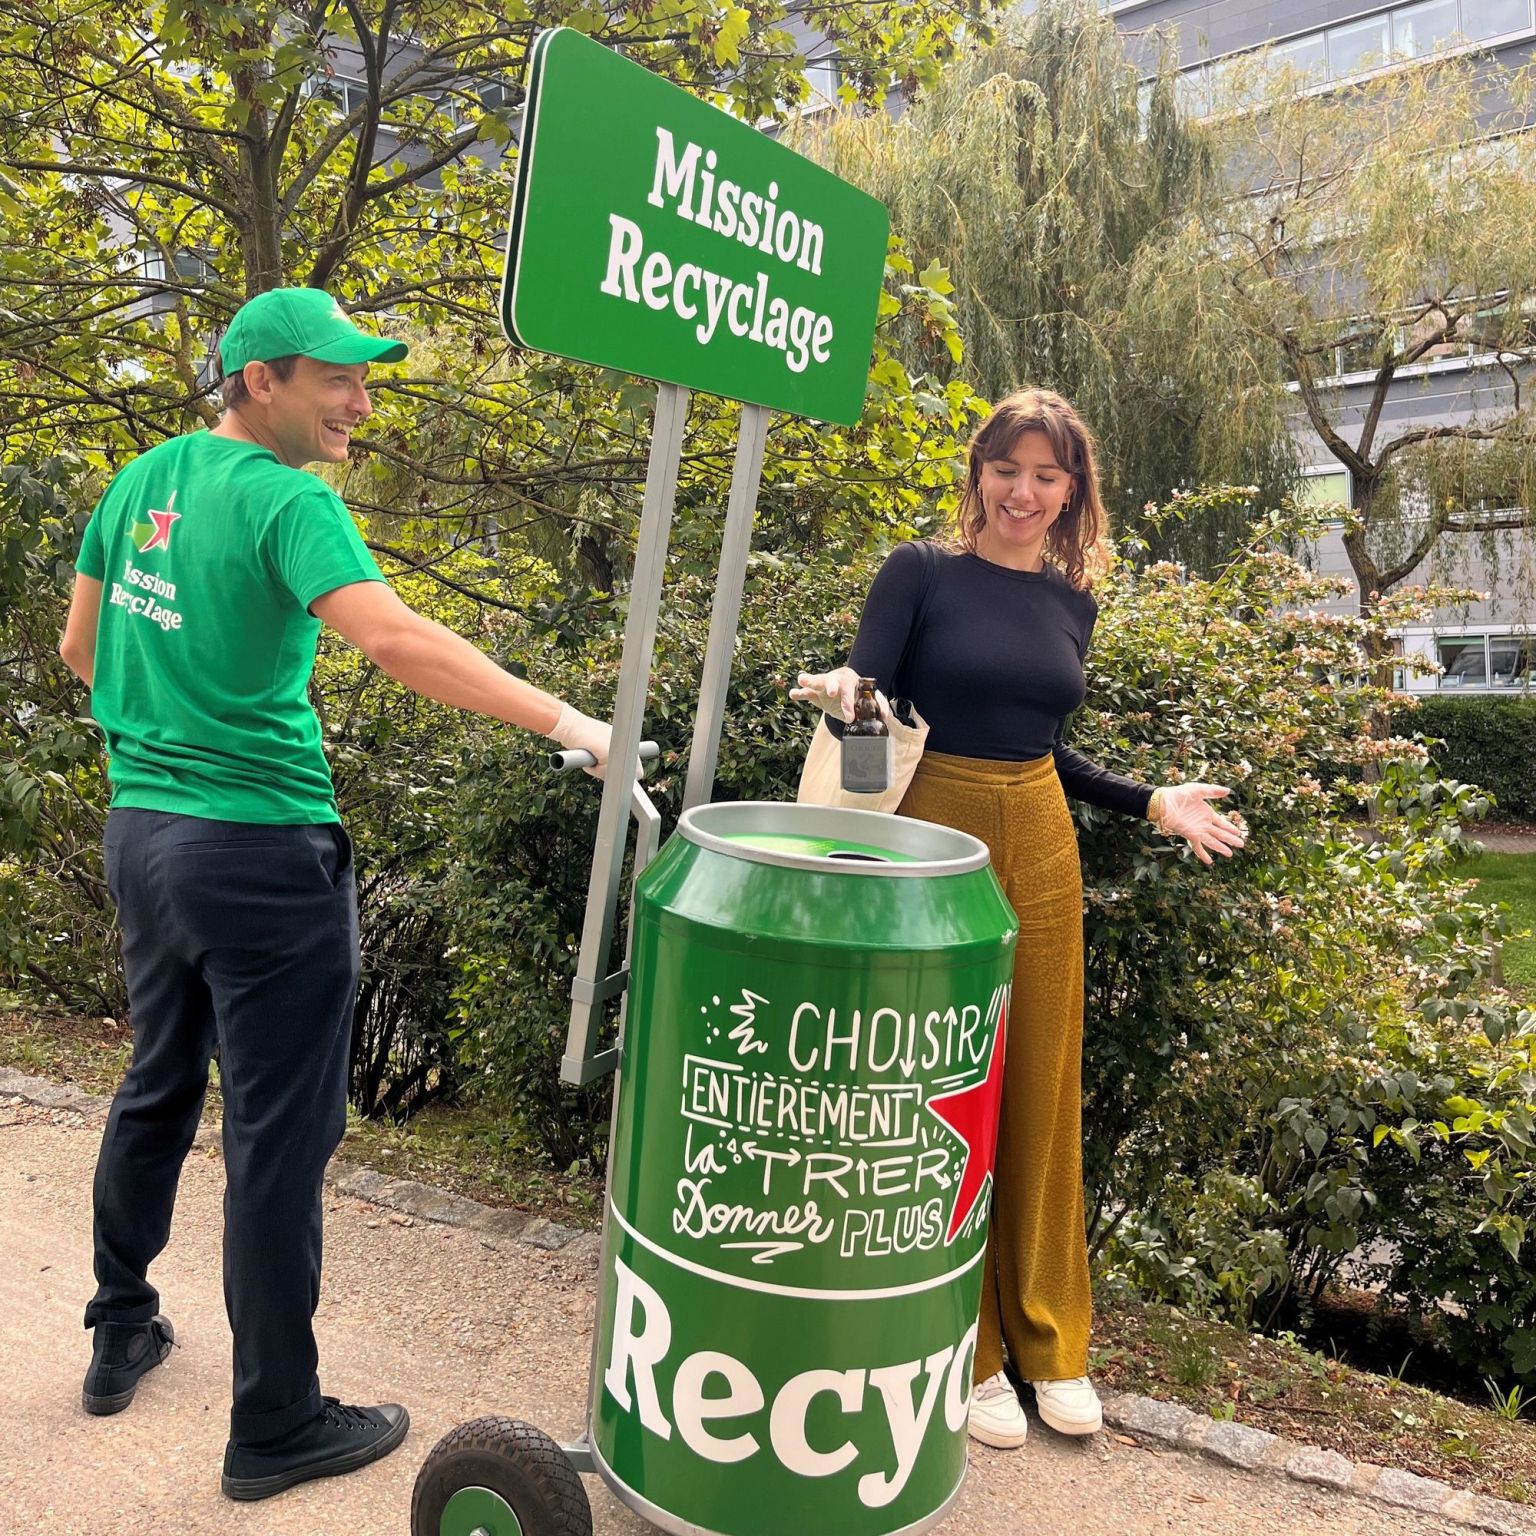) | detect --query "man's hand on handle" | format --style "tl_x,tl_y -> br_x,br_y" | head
546,703 -> 621,780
